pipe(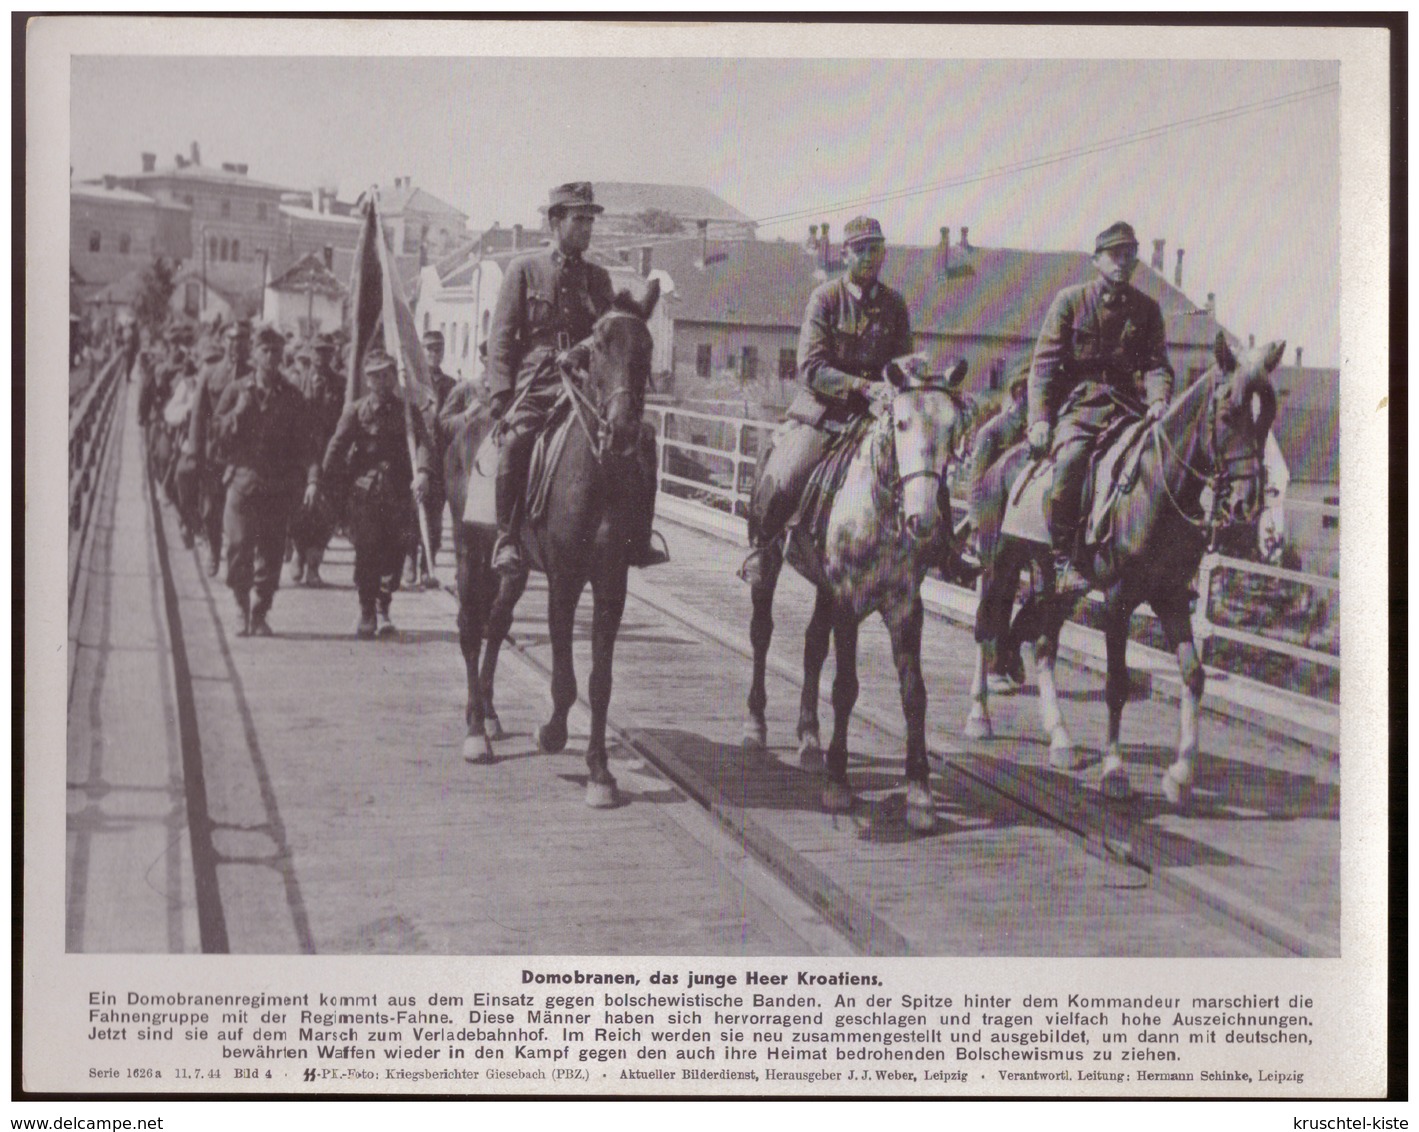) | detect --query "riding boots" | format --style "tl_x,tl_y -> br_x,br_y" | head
492,430 -> 536,576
